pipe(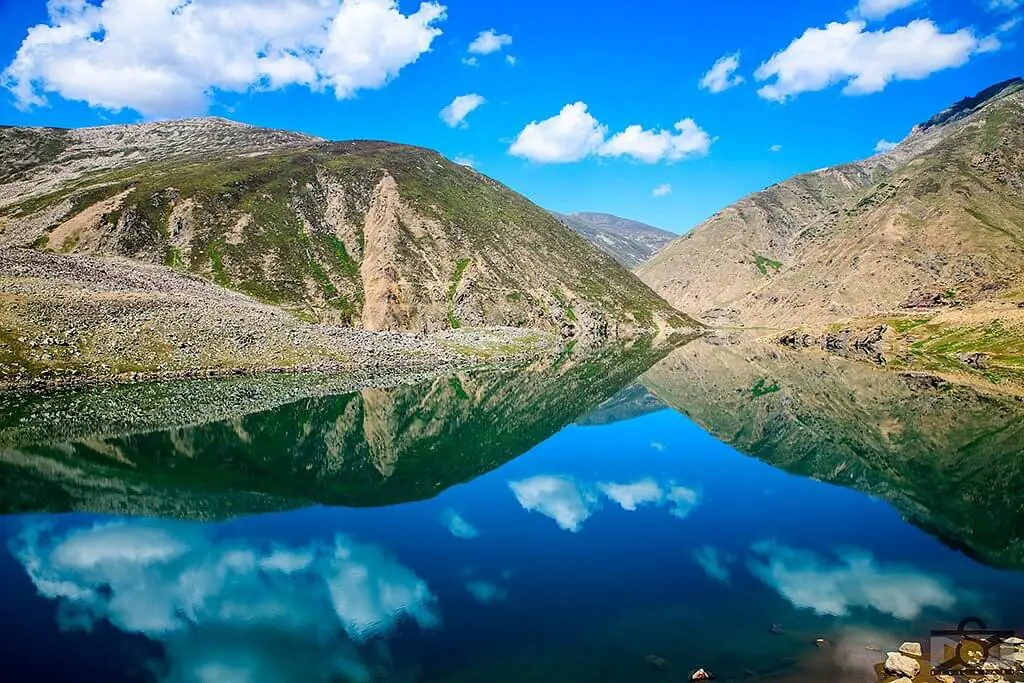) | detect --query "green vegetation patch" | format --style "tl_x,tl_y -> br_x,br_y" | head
751,377 -> 780,398
447,258 -> 470,329
753,253 -> 783,275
